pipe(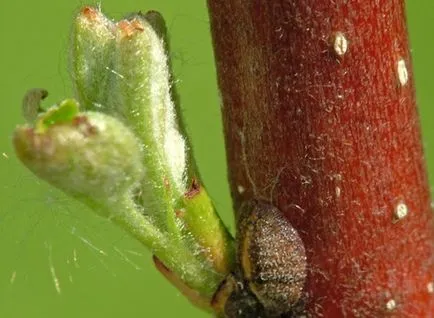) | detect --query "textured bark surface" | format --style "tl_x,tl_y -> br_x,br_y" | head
207,0 -> 434,316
